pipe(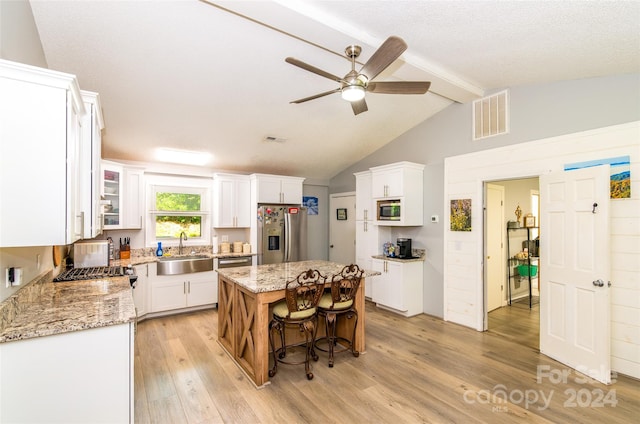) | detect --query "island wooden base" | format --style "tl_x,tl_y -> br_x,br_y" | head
218,275 -> 366,387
